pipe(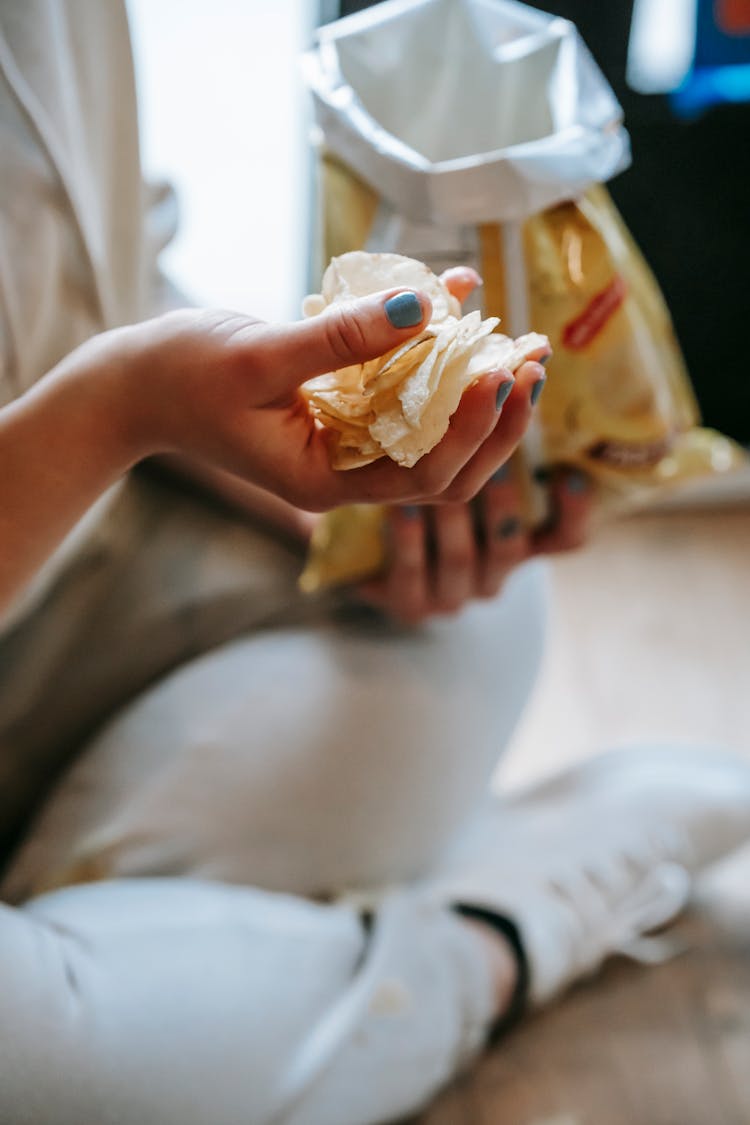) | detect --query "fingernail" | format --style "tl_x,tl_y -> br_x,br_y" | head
566,470 -> 589,494
539,353 -> 552,365
400,505 -> 421,519
384,291 -> 423,329
491,464 -> 512,483
530,376 -> 546,406
495,380 -> 514,410
496,517 -> 522,539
